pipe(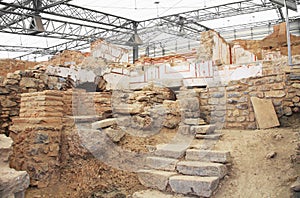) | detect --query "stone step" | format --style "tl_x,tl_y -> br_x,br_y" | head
176,161 -> 227,178
190,124 -> 216,135
146,156 -> 179,171
186,149 -> 230,164
169,175 -> 219,197
195,134 -> 223,140
137,169 -> 178,191
155,143 -> 188,159
183,118 -> 206,126
91,118 -> 116,129
132,189 -> 194,198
